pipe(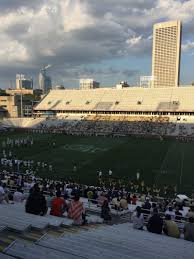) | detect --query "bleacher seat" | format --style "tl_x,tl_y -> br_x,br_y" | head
4,222 -> 194,259
0,204 -> 73,232
0,253 -> 15,259
37,223 -> 194,259
4,240 -> 78,259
